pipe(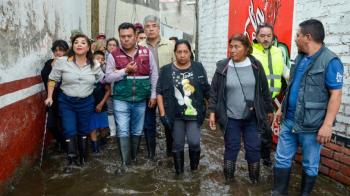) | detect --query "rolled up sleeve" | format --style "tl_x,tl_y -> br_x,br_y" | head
149,52 -> 159,99
104,53 -> 126,83
48,58 -> 64,82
